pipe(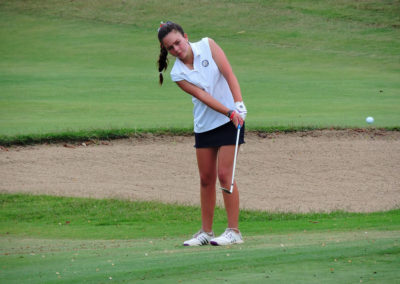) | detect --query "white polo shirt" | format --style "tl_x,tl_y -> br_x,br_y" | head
170,37 -> 235,133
